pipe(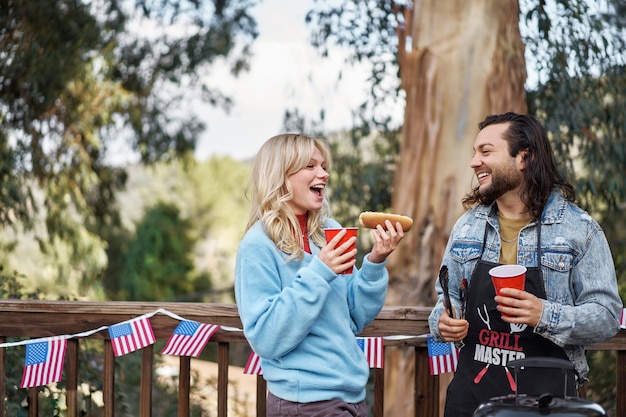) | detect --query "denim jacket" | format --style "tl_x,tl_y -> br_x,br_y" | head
428,191 -> 622,381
